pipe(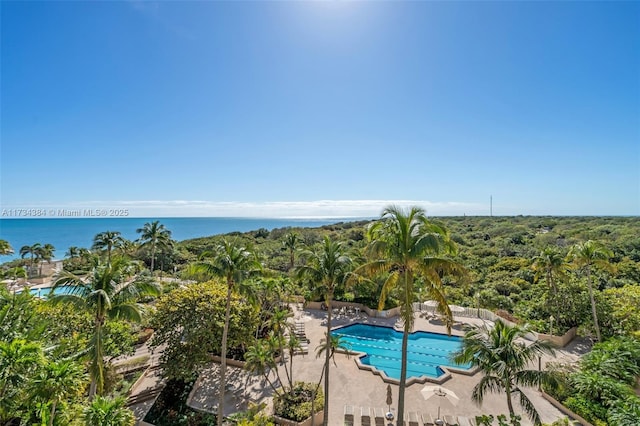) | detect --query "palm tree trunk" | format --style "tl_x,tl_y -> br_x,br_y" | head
396,326 -> 408,426
218,281 -> 233,426
49,400 -> 57,426
150,243 -> 156,272
288,346 -> 294,388
505,382 -> 515,418
323,292 -> 333,426
89,317 -> 104,399
586,267 -> 601,341
312,359 -> 328,426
